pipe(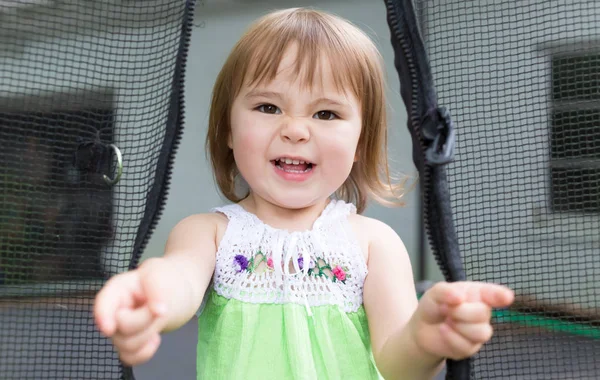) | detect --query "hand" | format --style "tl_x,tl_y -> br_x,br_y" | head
94,265 -> 169,366
411,281 -> 514,361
